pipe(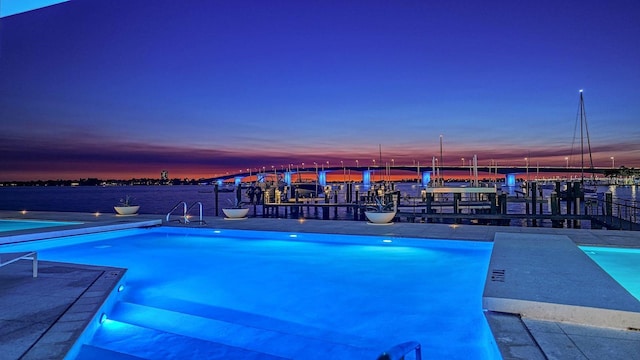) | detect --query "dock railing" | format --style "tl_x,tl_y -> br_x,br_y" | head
585,193 -> 639,231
